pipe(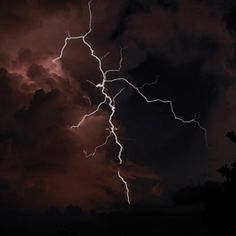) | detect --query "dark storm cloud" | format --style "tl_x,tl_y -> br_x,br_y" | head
0,62 -> 158,209
111,0 -> 178,41
1,0 -> 236,209
0,0 -> 82,35
193,0 -> 236,9
0,0 -> 159,210
27,64 -> 59,91
0,0 -> 161,208
0,68 -> 28,123
137,0 -> 178,12
111,0 -> 149,41
111,0 -> 236,189
15,48 -> 35,66
0,0 -> 38,34
37,0 -> 82,12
